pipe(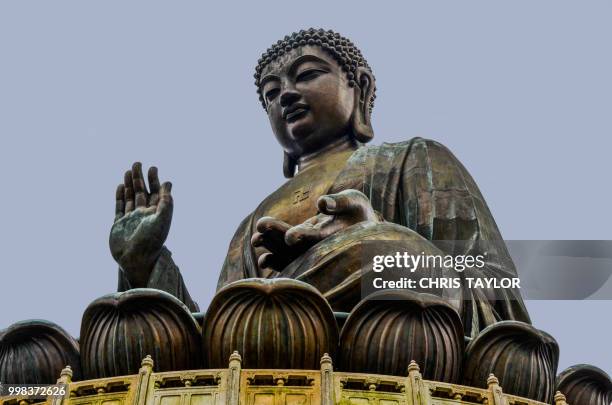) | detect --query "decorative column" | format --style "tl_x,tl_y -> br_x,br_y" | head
554,391 -> 568,405
406,360 -> 429,405
135,355 -> 154,405
487,374 -> 506,405
51,365 -> 73,405
227,351 -> 242,405
320,353 -> 334,405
